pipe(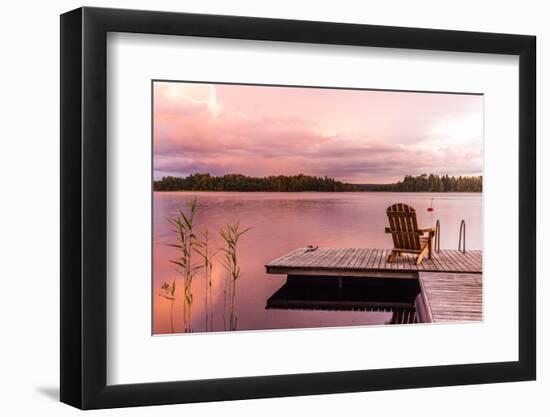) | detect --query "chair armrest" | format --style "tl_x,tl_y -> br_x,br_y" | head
419,227 -> 436,233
